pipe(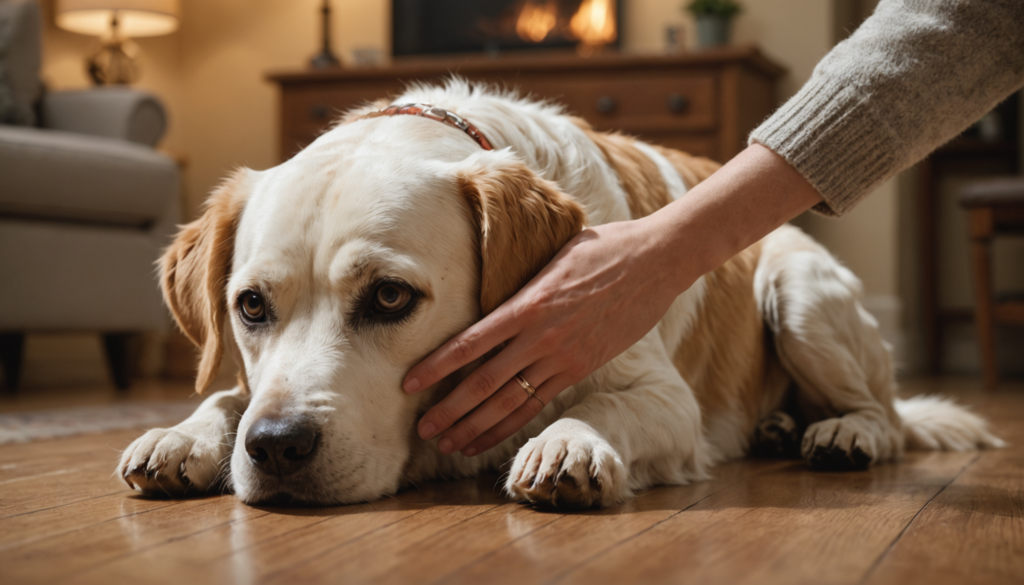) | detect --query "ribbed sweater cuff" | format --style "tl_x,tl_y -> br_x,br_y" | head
749,75 -> 902,217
